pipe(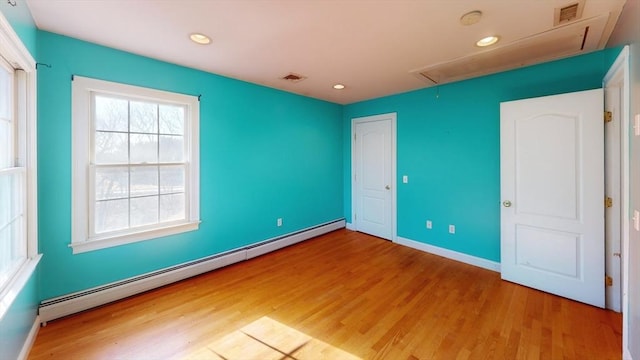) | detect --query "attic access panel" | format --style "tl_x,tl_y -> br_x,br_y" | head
411,14 -> 608,86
